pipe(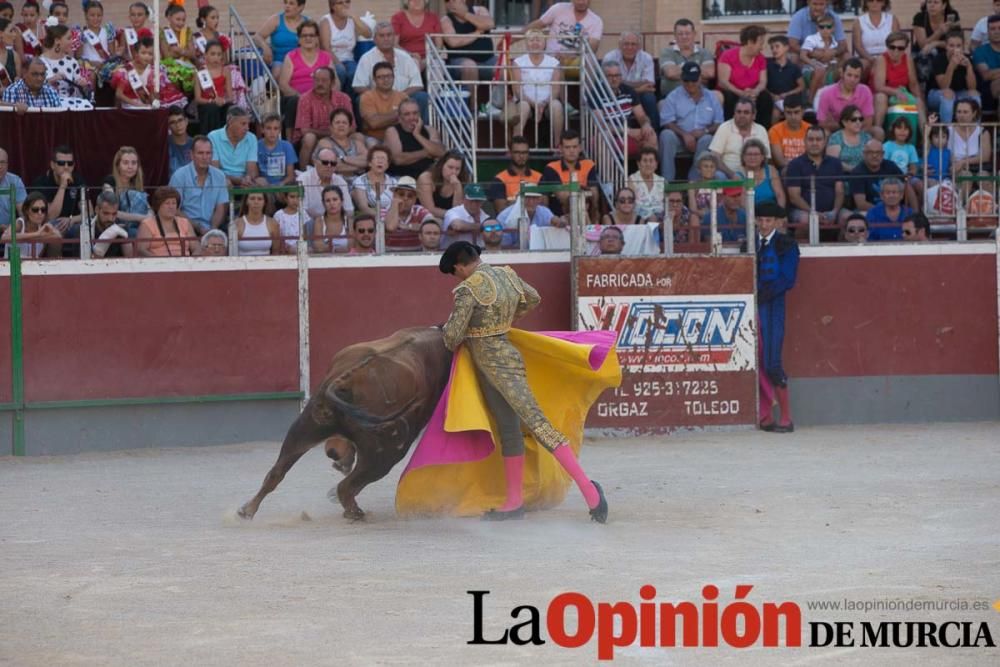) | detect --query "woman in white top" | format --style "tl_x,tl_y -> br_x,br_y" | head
319,0 -> 371,89
512,29 -> 563,146
310,184 -> 352,253
627,147 -> 667,221
853,0 -> 899,77
949,98 -> 992,173
236,192 -> 282,256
